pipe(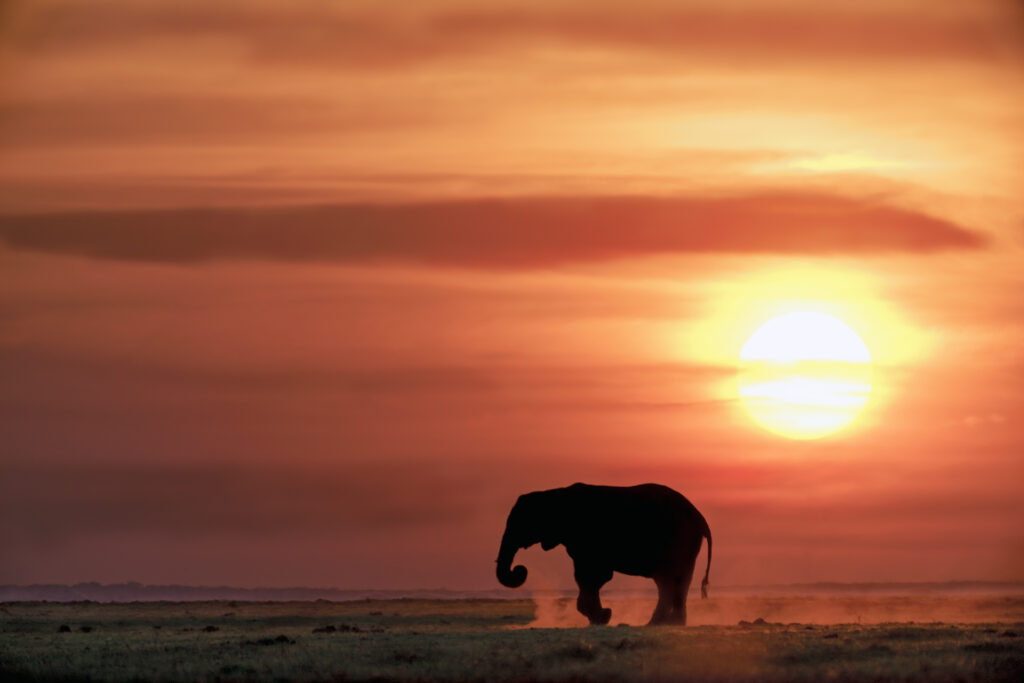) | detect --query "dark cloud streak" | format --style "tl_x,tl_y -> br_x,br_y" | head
0,461 -> 481,543
0,94 -> 435,147
5,1 -> 1017,67
0,194 -> 985,267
